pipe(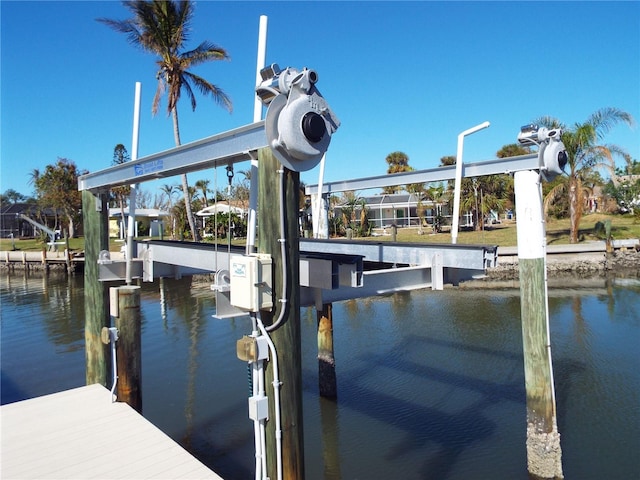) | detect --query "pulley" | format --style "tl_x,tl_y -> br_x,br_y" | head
256,64 -> 340,172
